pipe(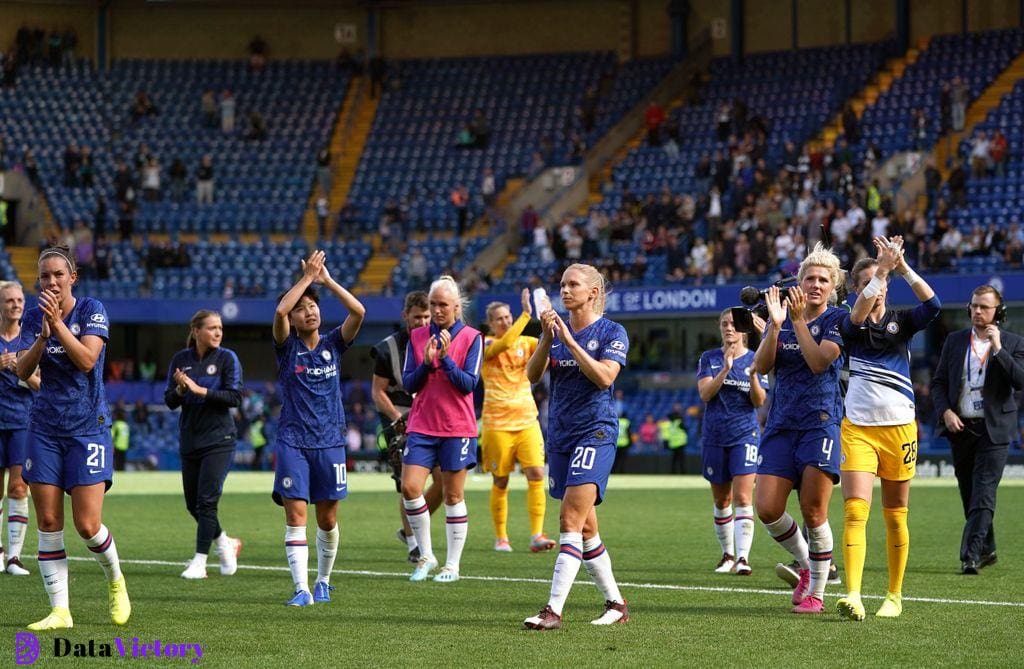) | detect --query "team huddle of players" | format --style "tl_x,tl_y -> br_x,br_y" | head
0,233 -> 976,631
